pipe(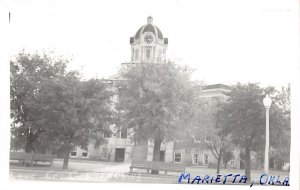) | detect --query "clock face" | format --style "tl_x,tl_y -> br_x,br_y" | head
144,34 -> 154,44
